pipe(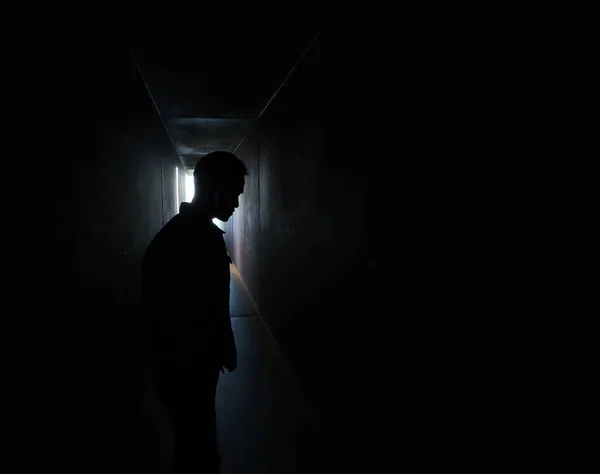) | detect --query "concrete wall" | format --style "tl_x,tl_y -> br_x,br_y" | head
5,28 -> 184,466
233,17 -> 550,468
